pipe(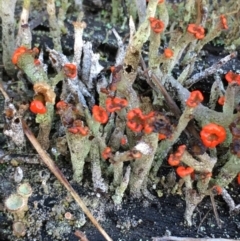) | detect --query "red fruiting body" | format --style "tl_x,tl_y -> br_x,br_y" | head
68,127 -> 79,134
127,109 -> 170,135
120,137 -> 127,145
30,100 -> 47,114
220,15 -> 228,29
168,145 -> 186,166
102,147 -> 112,159
158,133 -> 167,140
186,90 -> 204,108
212,185 -> 222,195
68,120 -> 89,136
127,109 -> 156,133
34,59 -> 41,65
56,101 -> 68,110
92,105 -> 108,124
12,46 -> 28,65
176,166 -> 194,178
164,48 -> 174,58
76,126 -> 89,136
187,24 -> 205,39
142,111 -> 156,134
168,154 -> 180,166
149,17 -> 165,34
225,71 -> 240,84
217,96 -> 225,106
126,108 -> 146,132
63,63 -> 77,79
105,97 -> 128,112
200,123 -> 226,148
